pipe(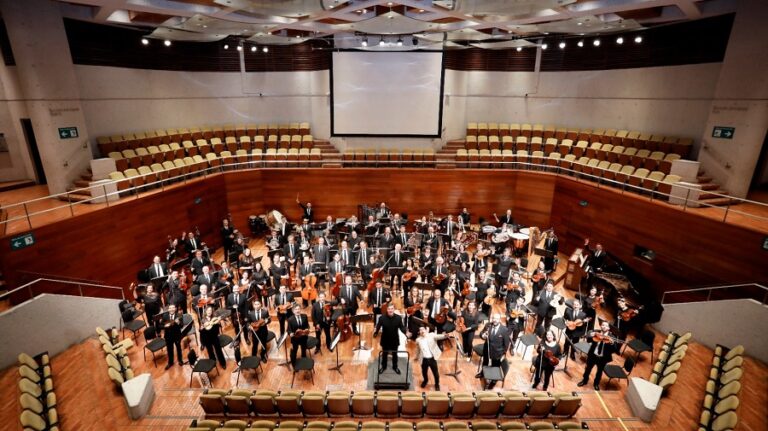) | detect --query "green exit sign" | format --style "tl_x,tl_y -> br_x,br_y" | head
10,232 -> 35,251
712,126 -> 735,139
58,127 -> 78,139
